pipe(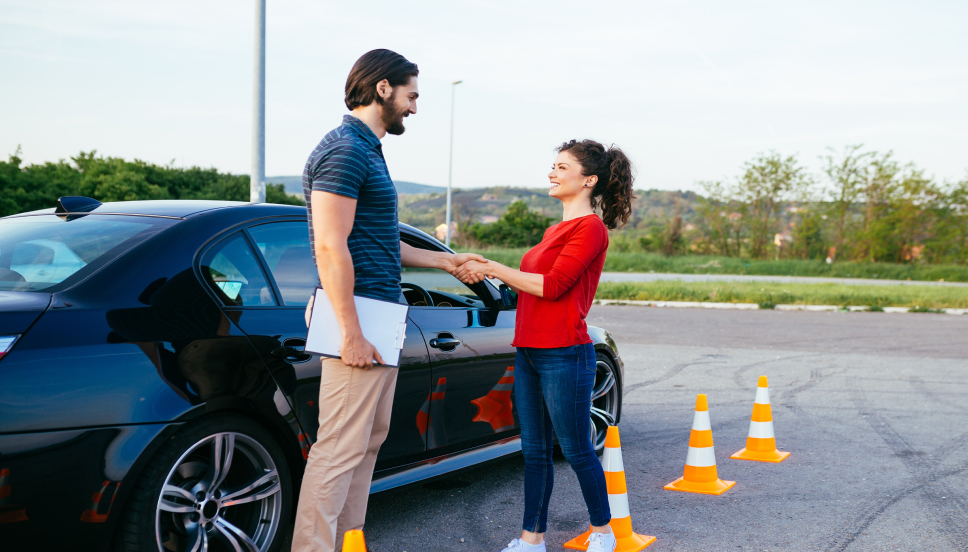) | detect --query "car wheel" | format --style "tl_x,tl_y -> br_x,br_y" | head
590,352 -> 621,452
116,413 -> 292,552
